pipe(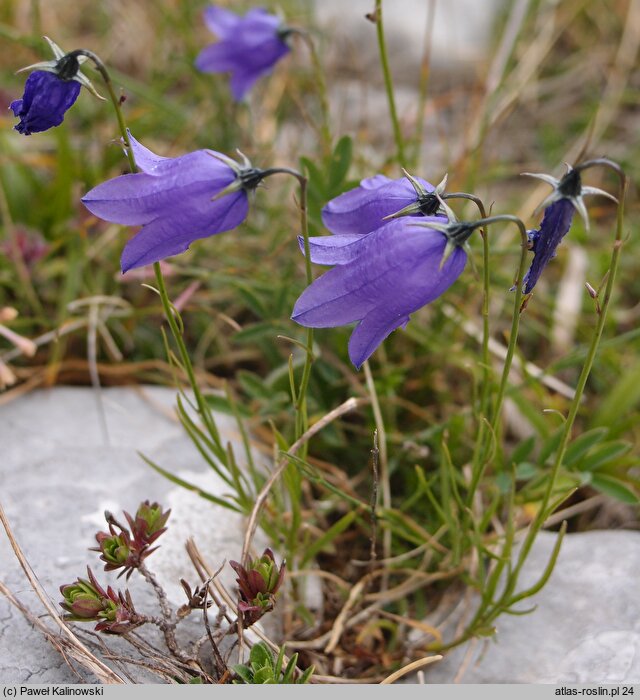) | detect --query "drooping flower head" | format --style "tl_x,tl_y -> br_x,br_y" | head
82,133 -> 268,272
292,214 -> 470,369
521,163 -> 617,293
321,172 -> 447,236
10,37 -> 103,135
195,6 -> 291,101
